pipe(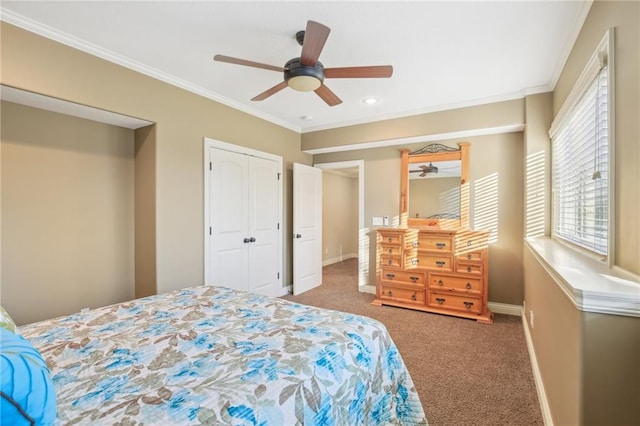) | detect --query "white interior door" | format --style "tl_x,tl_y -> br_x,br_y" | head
247,156 -> 279,296
293,163 -> 322,295
210,148 -> 249,291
